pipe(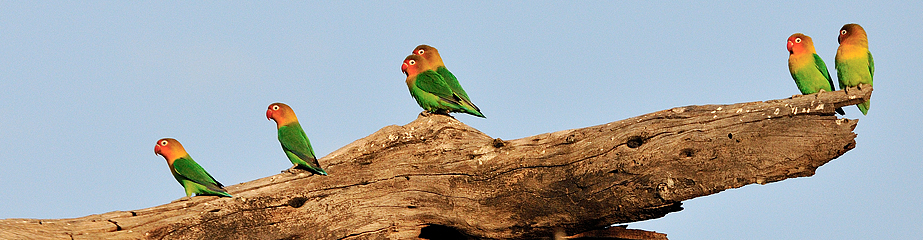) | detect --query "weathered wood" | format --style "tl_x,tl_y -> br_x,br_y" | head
0,85 -> 872,239
562,225 -> 668,240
